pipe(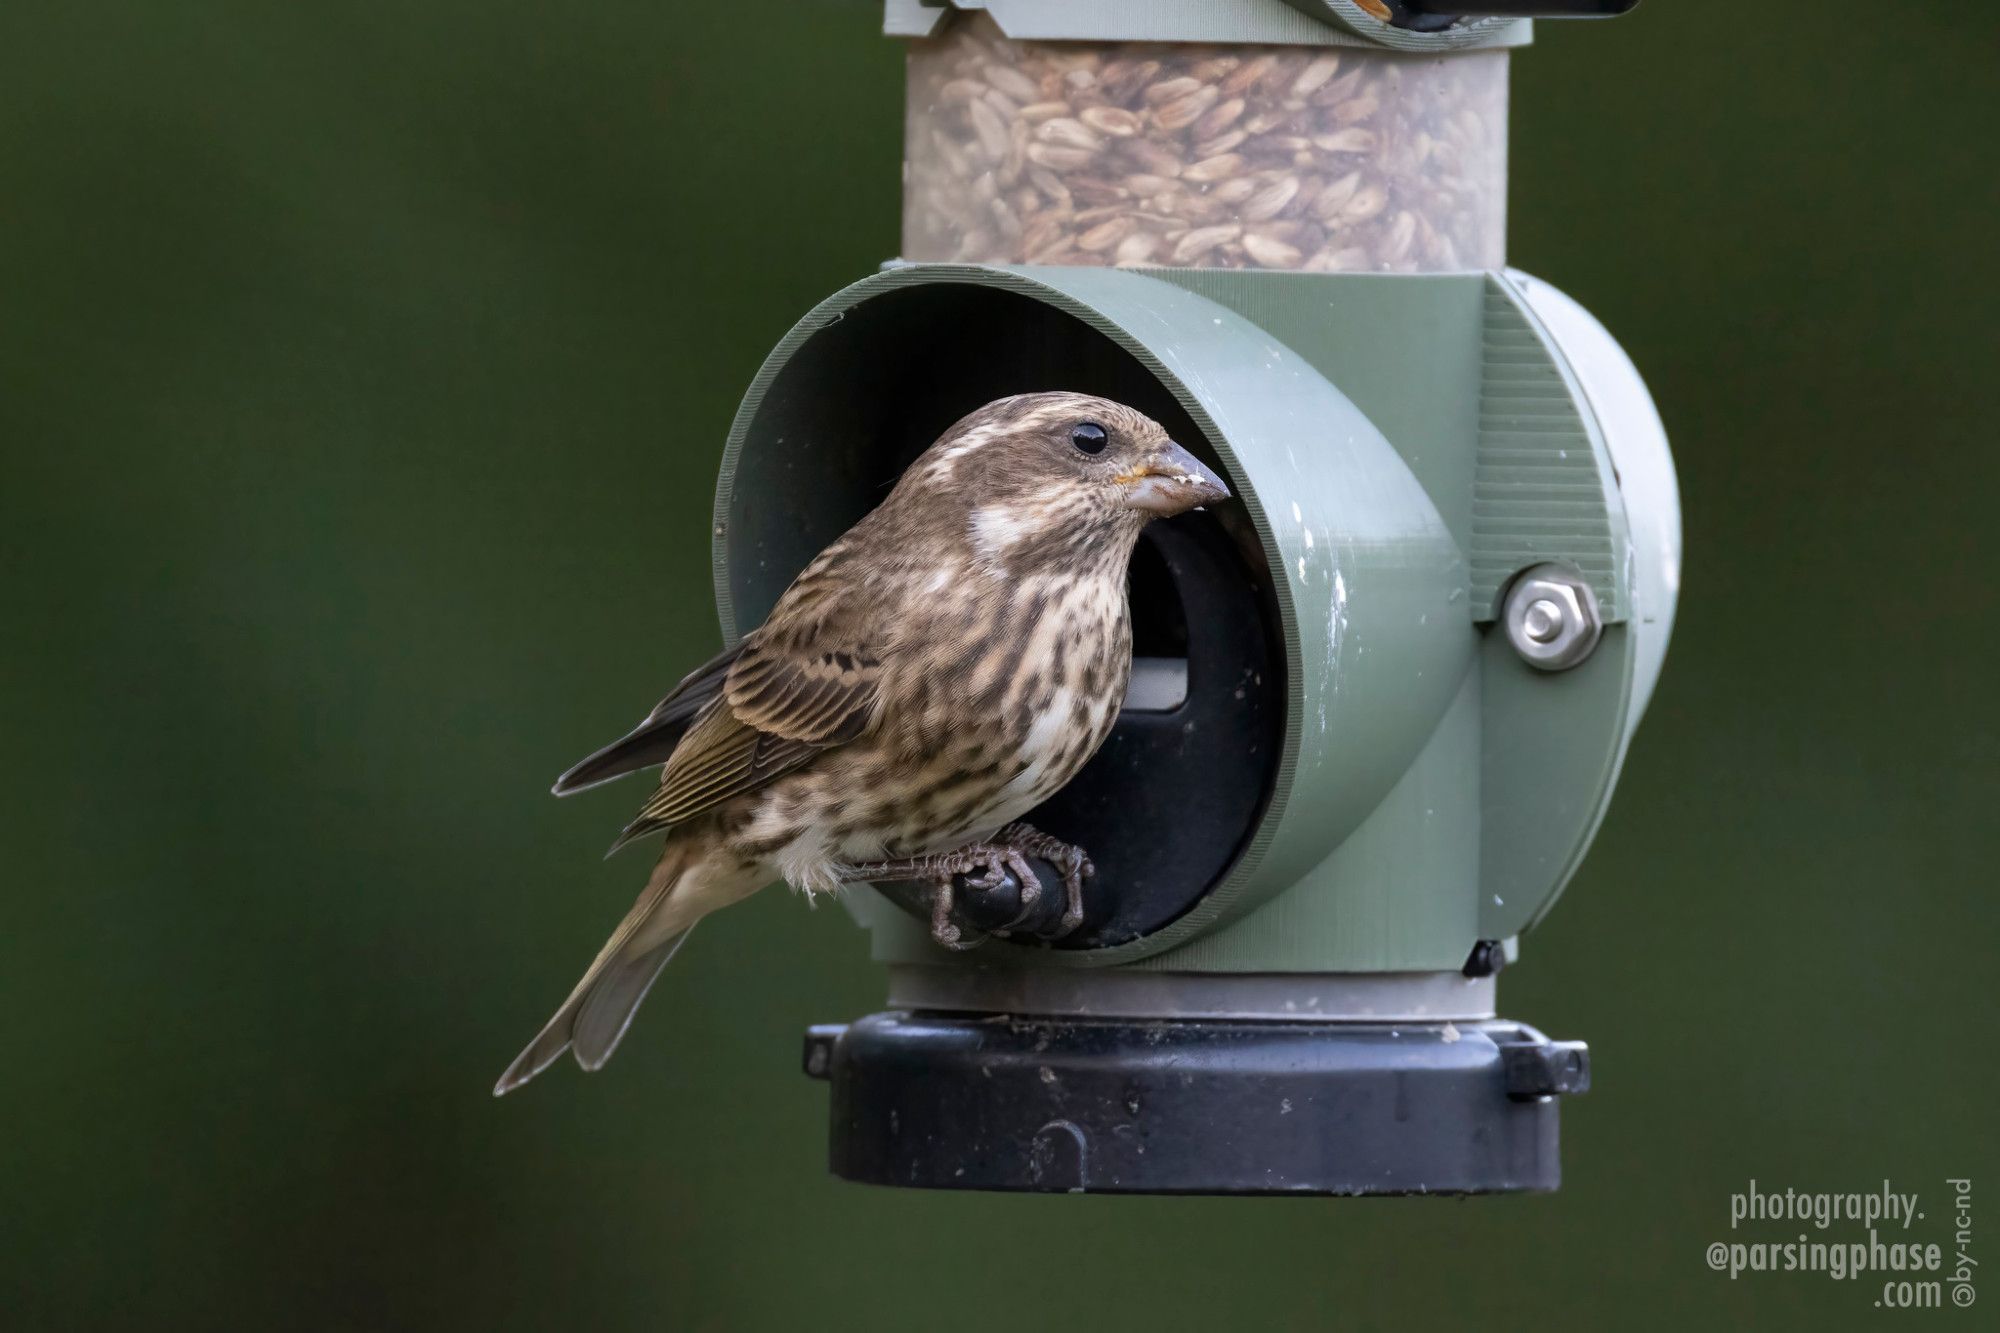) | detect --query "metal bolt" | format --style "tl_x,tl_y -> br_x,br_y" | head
1501,563 -> 1602,671
1522,598 -> 1564,643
